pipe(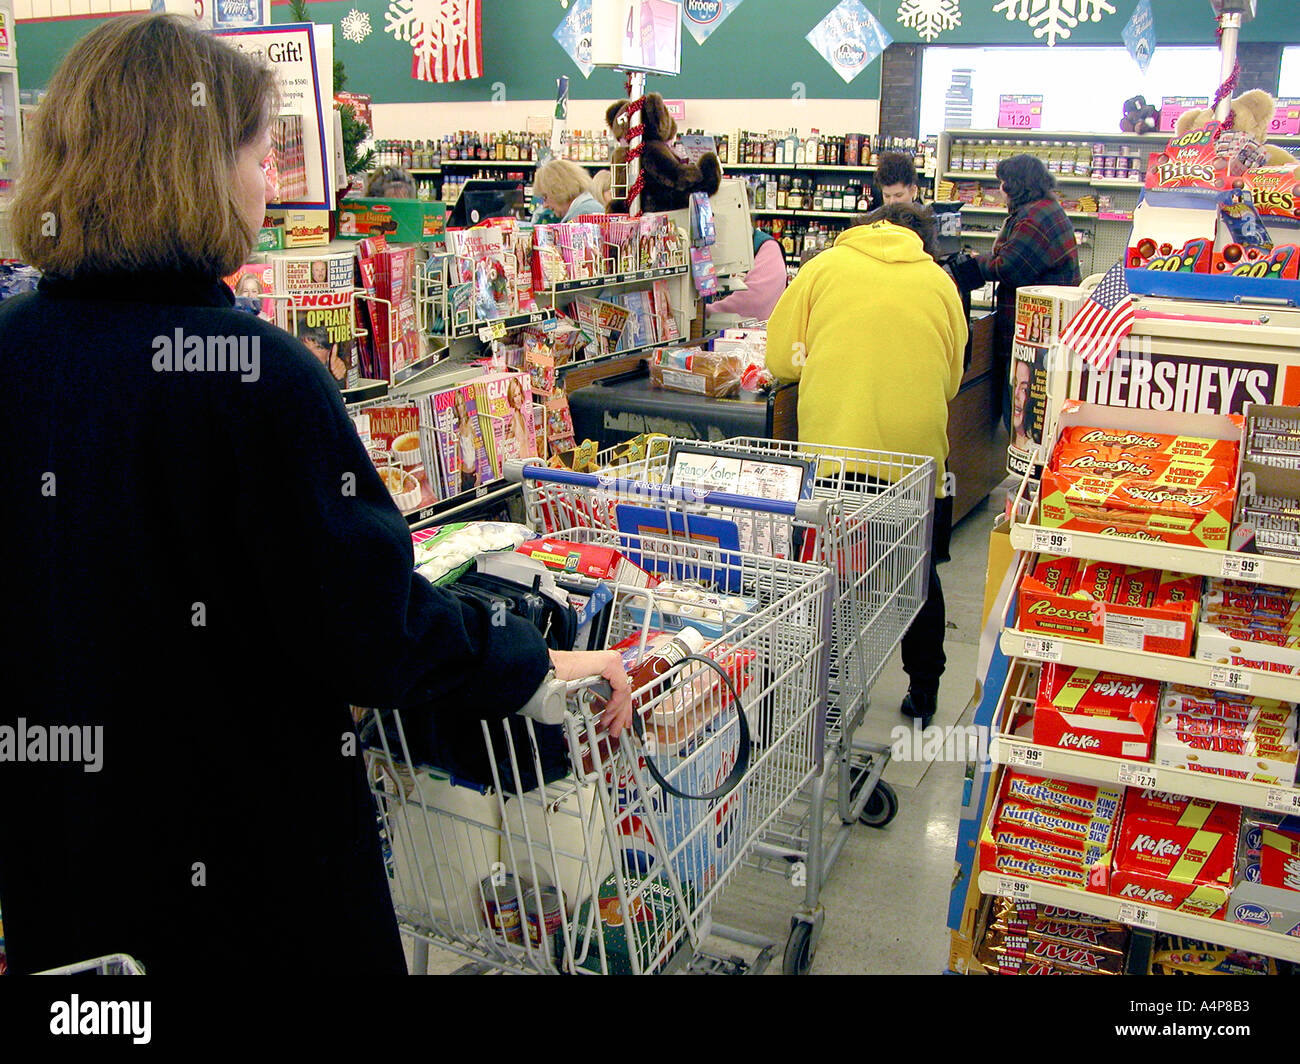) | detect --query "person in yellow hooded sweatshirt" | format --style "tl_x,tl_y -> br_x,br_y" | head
767,204 -> 967,724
